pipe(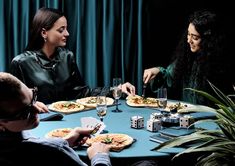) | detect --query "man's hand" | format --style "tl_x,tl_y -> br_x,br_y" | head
64,127 -> 92,147
34,101 -> 49,113
87,142 -> 111,160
